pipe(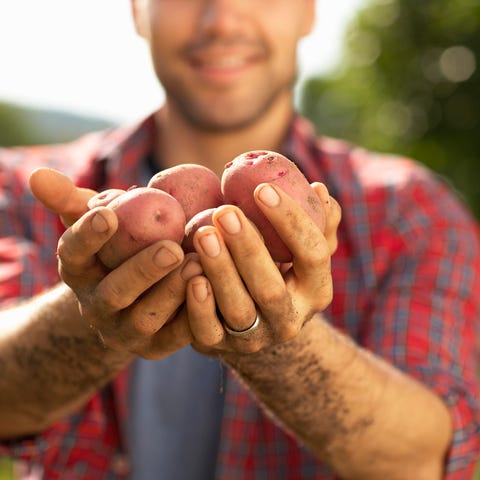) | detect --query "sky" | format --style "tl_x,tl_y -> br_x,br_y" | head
0,0 -> 365,123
